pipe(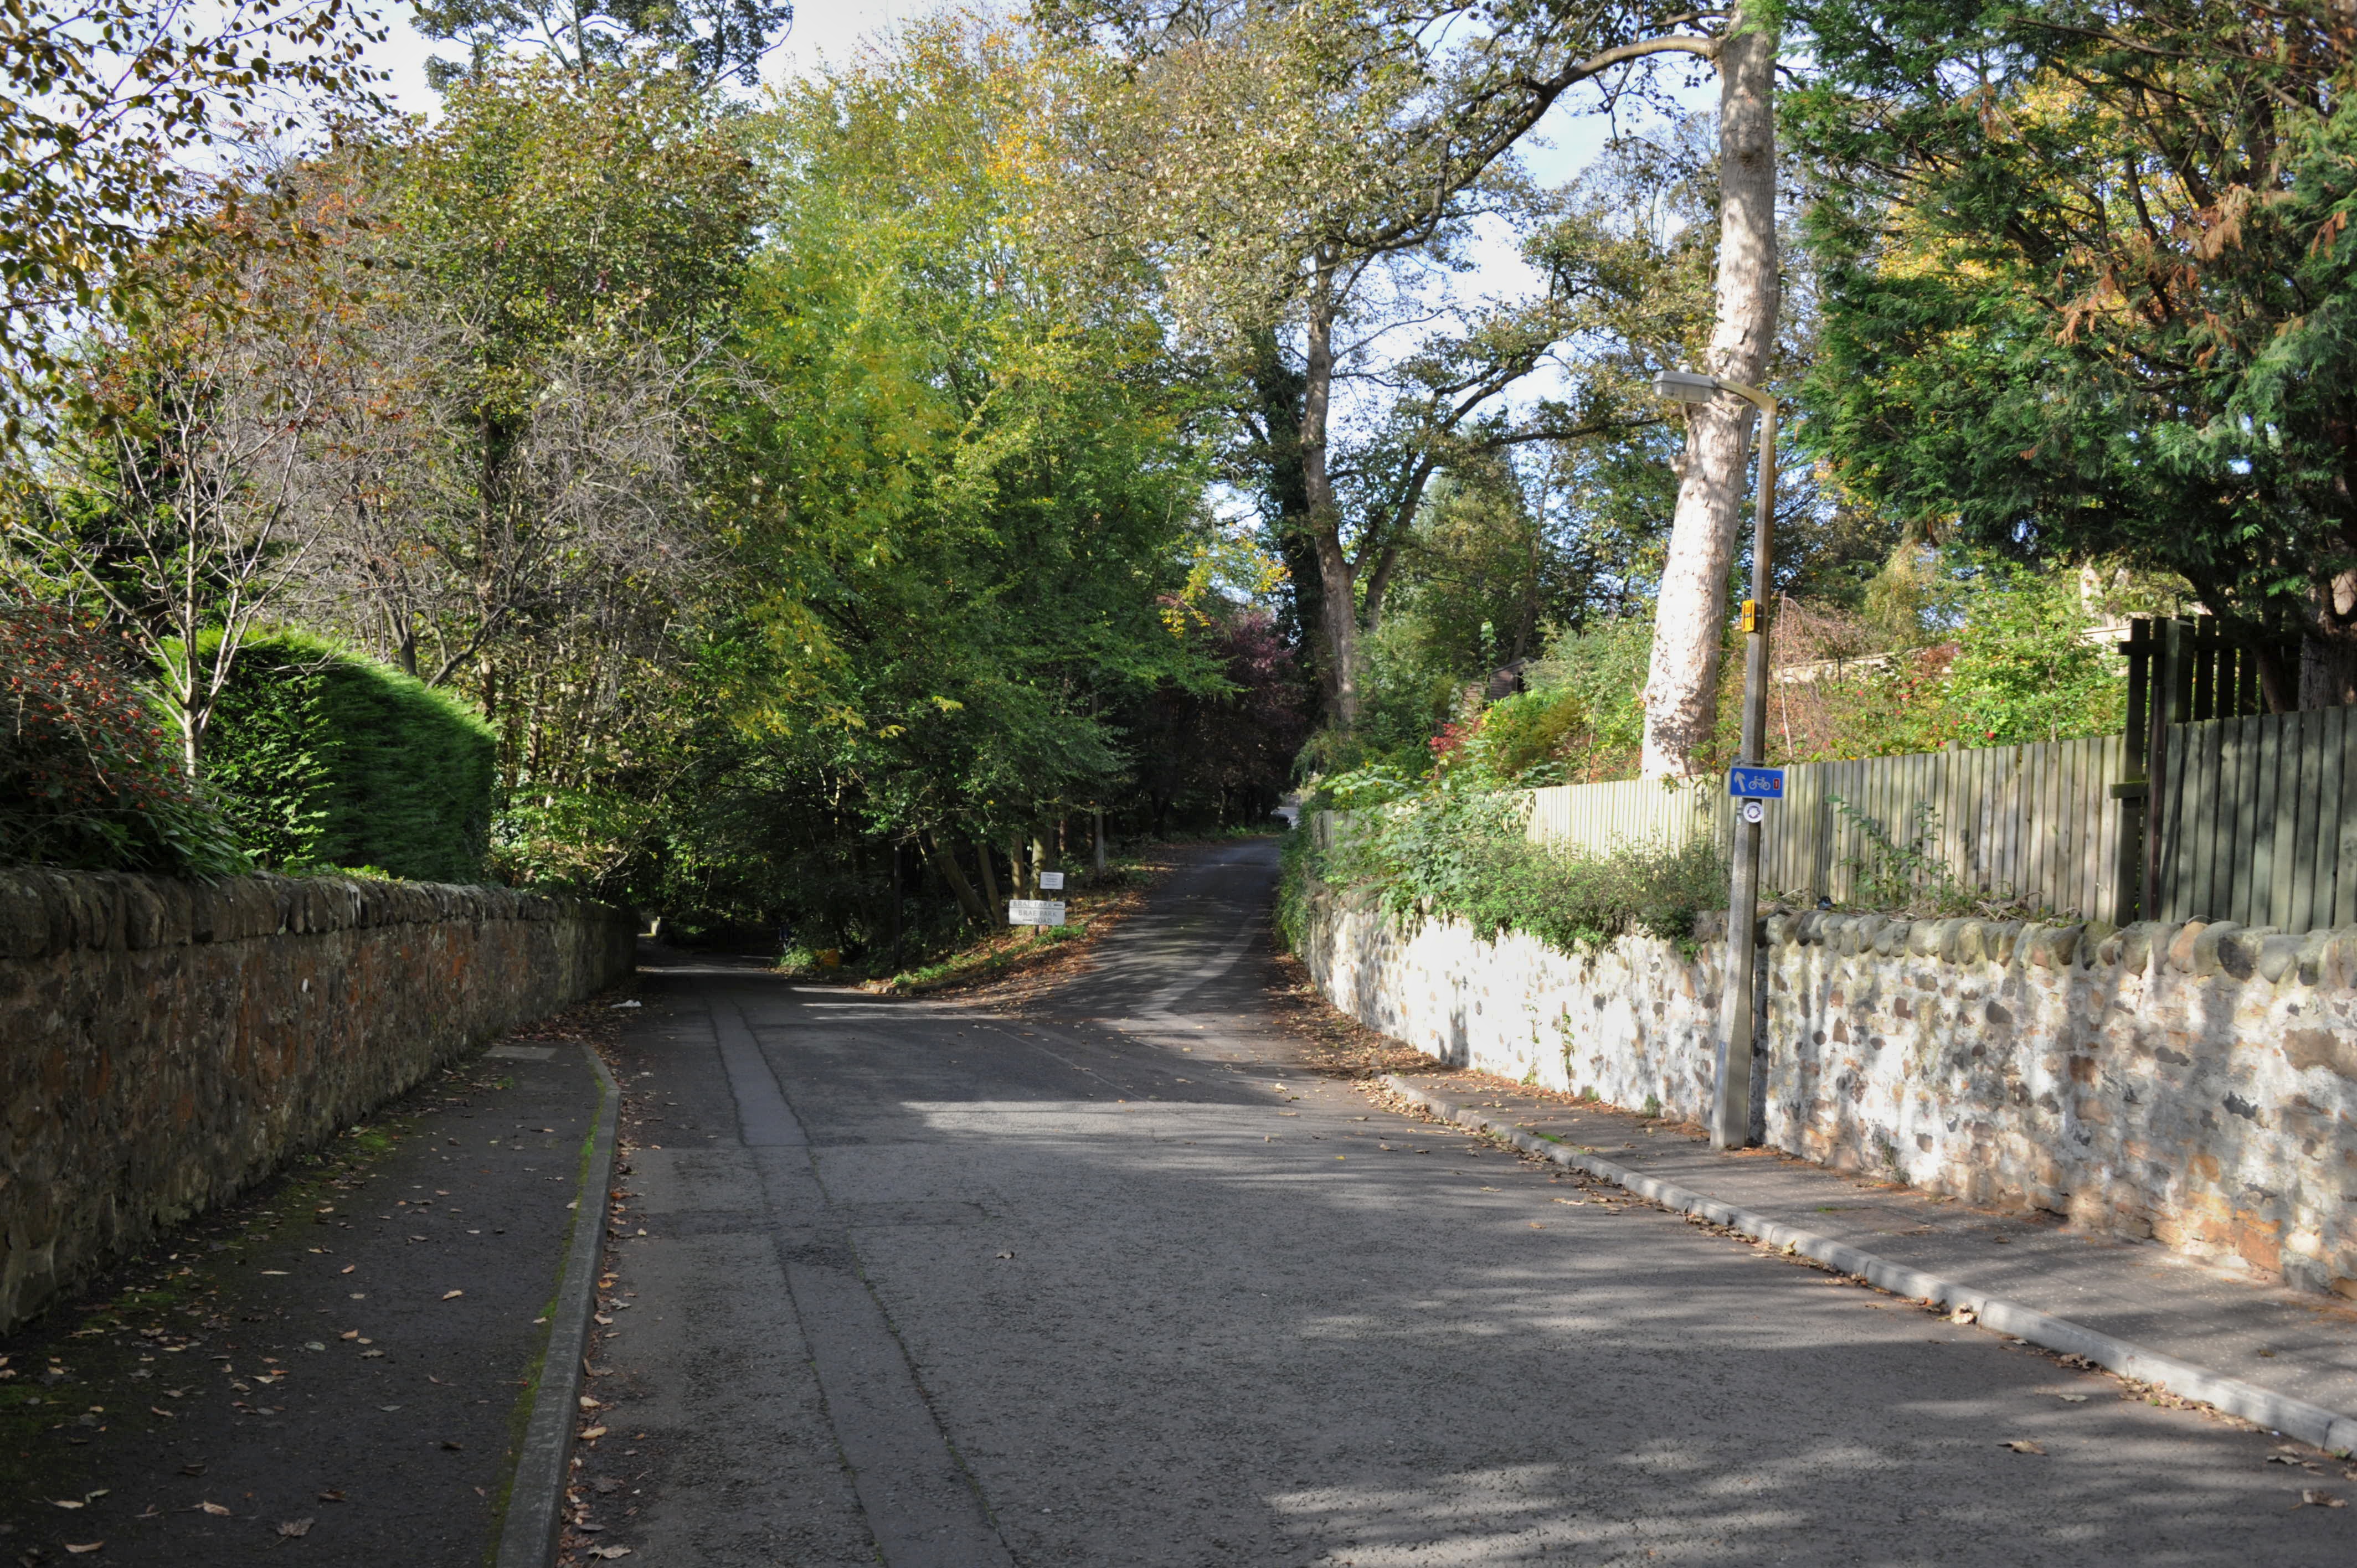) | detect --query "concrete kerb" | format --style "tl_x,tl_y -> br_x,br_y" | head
495,1044 -> 622,1568
1381,1074 -> 2357,1459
